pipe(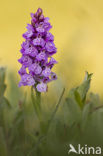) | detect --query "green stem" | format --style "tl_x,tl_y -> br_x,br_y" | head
36,91 -> 41,112
35,91 -> 45,134
31,87 -> 42,122
31,87 -> 46,134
